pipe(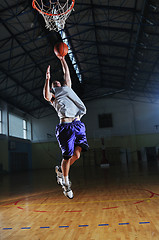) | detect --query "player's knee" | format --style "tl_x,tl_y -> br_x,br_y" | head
73,151 -> 80,160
